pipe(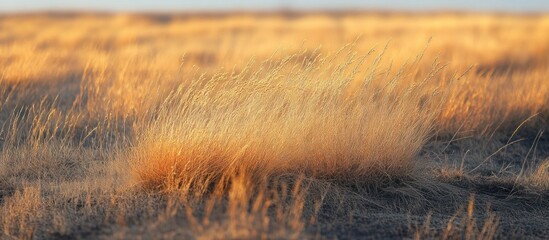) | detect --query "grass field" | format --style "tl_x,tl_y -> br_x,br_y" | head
1,12 -> 549,239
